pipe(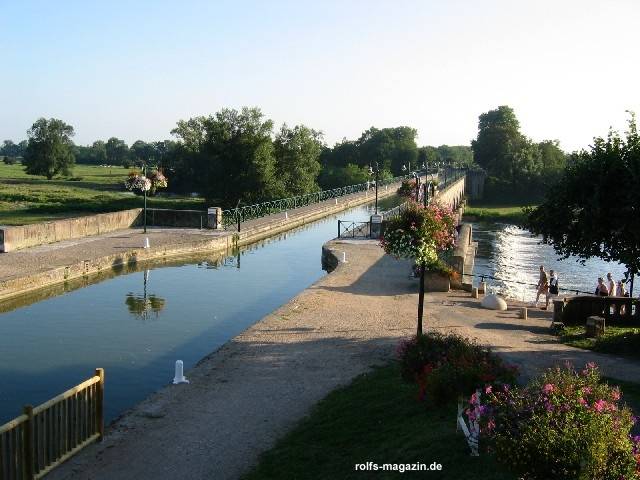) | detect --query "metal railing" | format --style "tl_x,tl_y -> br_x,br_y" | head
222,175 -> 410,230
0,369 -> 104,480
337,220 -> 371,239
